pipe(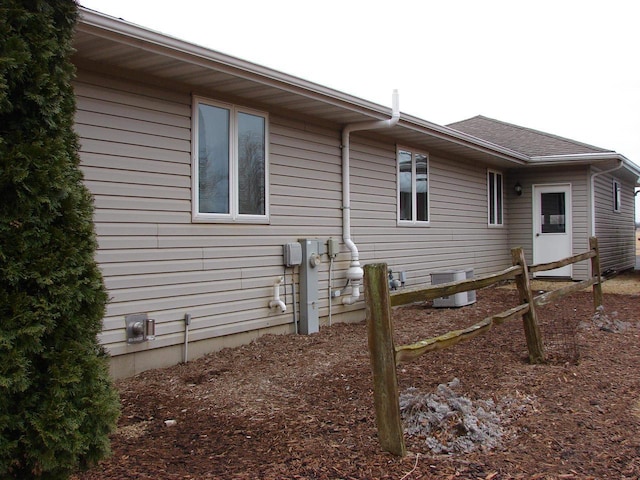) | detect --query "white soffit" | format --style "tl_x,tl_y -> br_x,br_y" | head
74,7 -> 532,168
